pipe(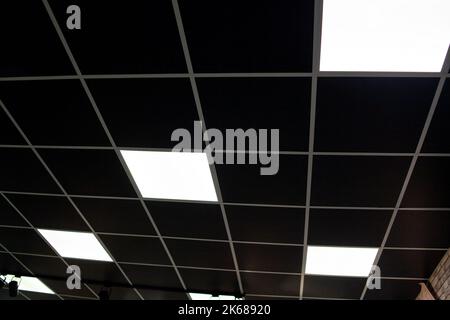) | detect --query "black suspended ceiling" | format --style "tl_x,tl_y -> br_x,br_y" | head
0,0 -> 449,300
